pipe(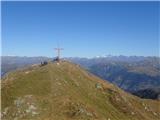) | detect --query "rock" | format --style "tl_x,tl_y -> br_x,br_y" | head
145,106 -> 147,110
95,83 -> 103,90
25,71 -> 30,74
14,97 -> 25,107
32,111 -> 39,115
29,105 -> 37,110
31,111 -> 39,116
86,112 -> 93,117
142,103 -> 145,106
153,112 -> 157,116
1,113 -> 3,118
57,82 -> 62,85
75,81 -> 79,87
25,95 -> 33,98
3,107 -> 9,115
131,112 -> 135,115
18,110 -> 21,114
64,80 -> 68,84
12,95 -> 39,118
26,109 -> 31,113
27,102 -> 30,105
